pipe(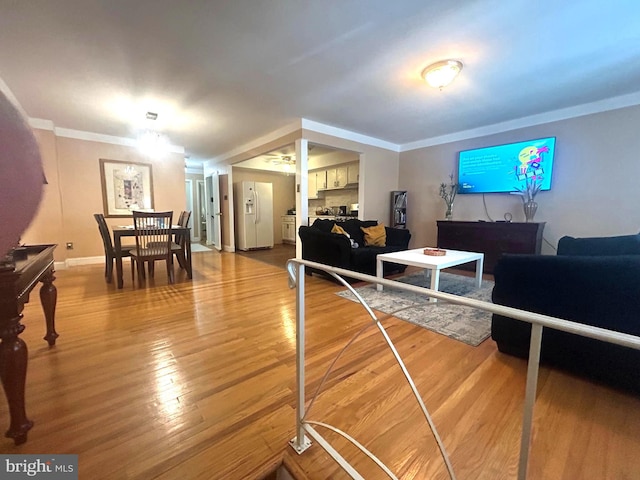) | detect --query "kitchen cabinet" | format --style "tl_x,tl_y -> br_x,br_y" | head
316,170 -> 327,190
326,166 -> 348,189
282,215 -> 297,244
347,163 -> 359,184
308,173 -> 318,199
311,162 -> 358,192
